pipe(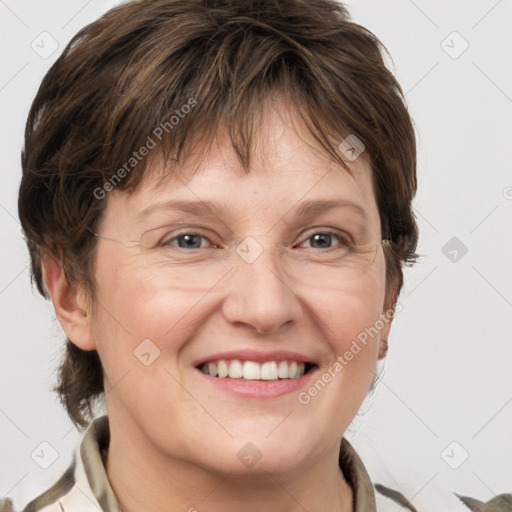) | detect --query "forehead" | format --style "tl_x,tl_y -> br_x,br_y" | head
101,103 -> 380,231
